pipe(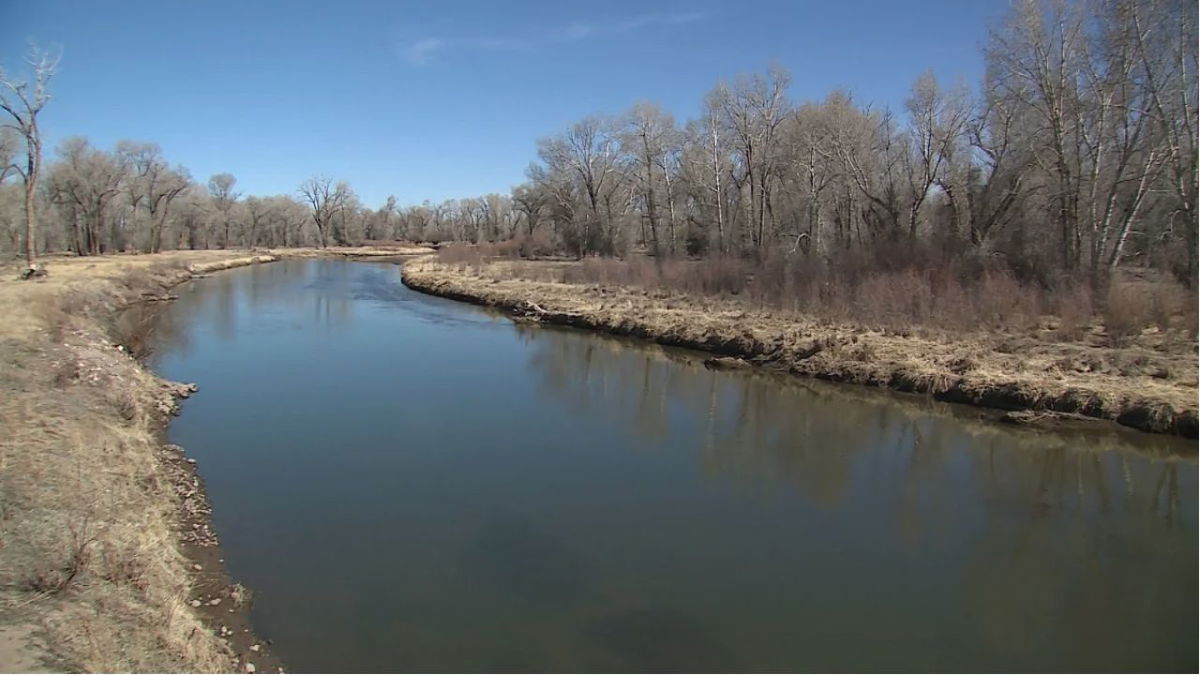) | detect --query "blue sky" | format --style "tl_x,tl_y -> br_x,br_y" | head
1,1 -> 1007,208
